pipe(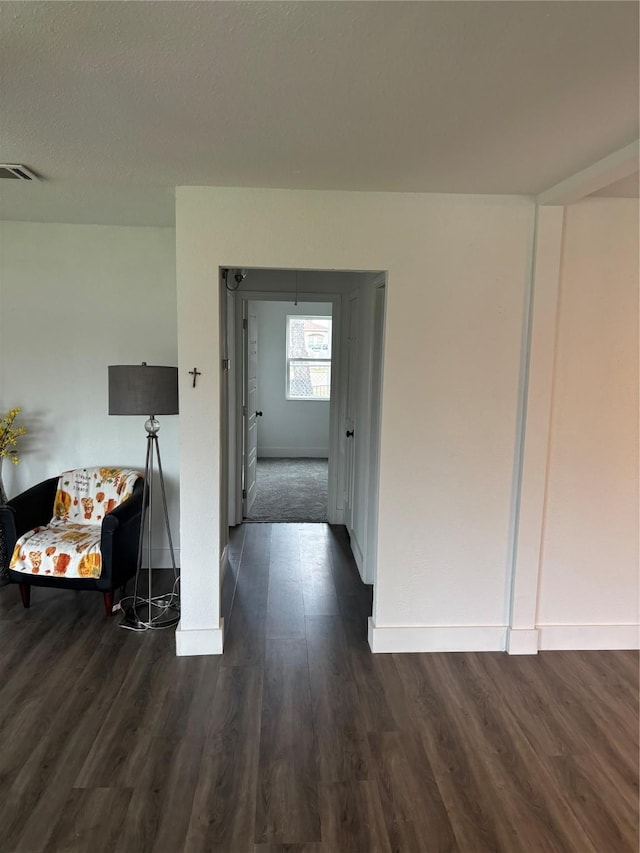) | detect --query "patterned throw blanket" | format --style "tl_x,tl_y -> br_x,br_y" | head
10,467 -> 141,579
